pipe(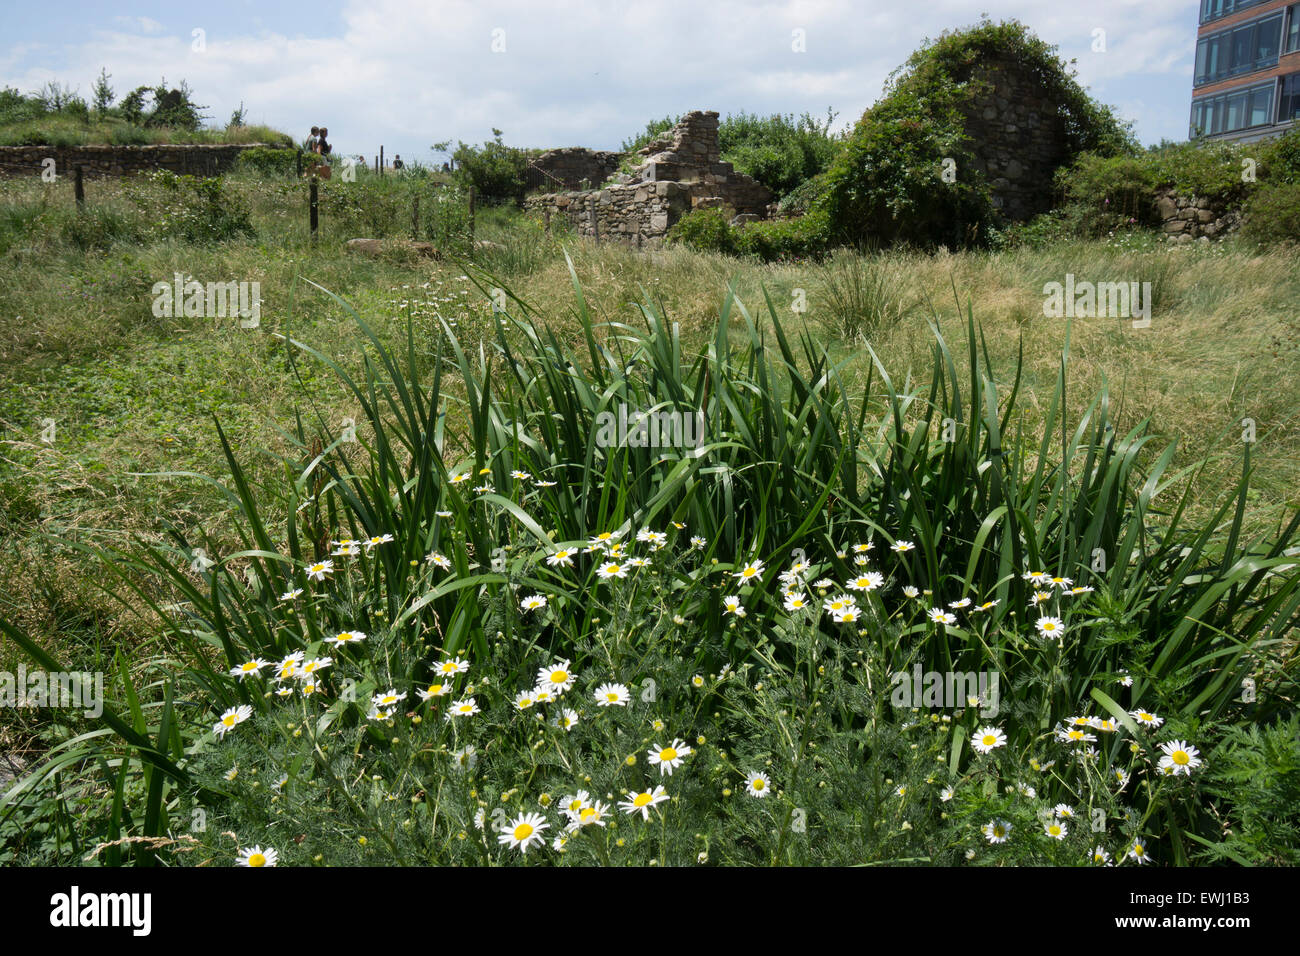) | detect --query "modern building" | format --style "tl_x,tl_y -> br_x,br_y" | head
1191,0 -> 1300,142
